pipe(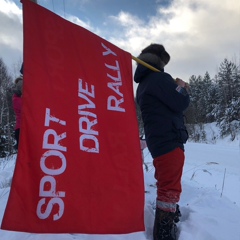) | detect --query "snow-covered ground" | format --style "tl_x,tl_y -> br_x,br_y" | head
1,135 -> 240,240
